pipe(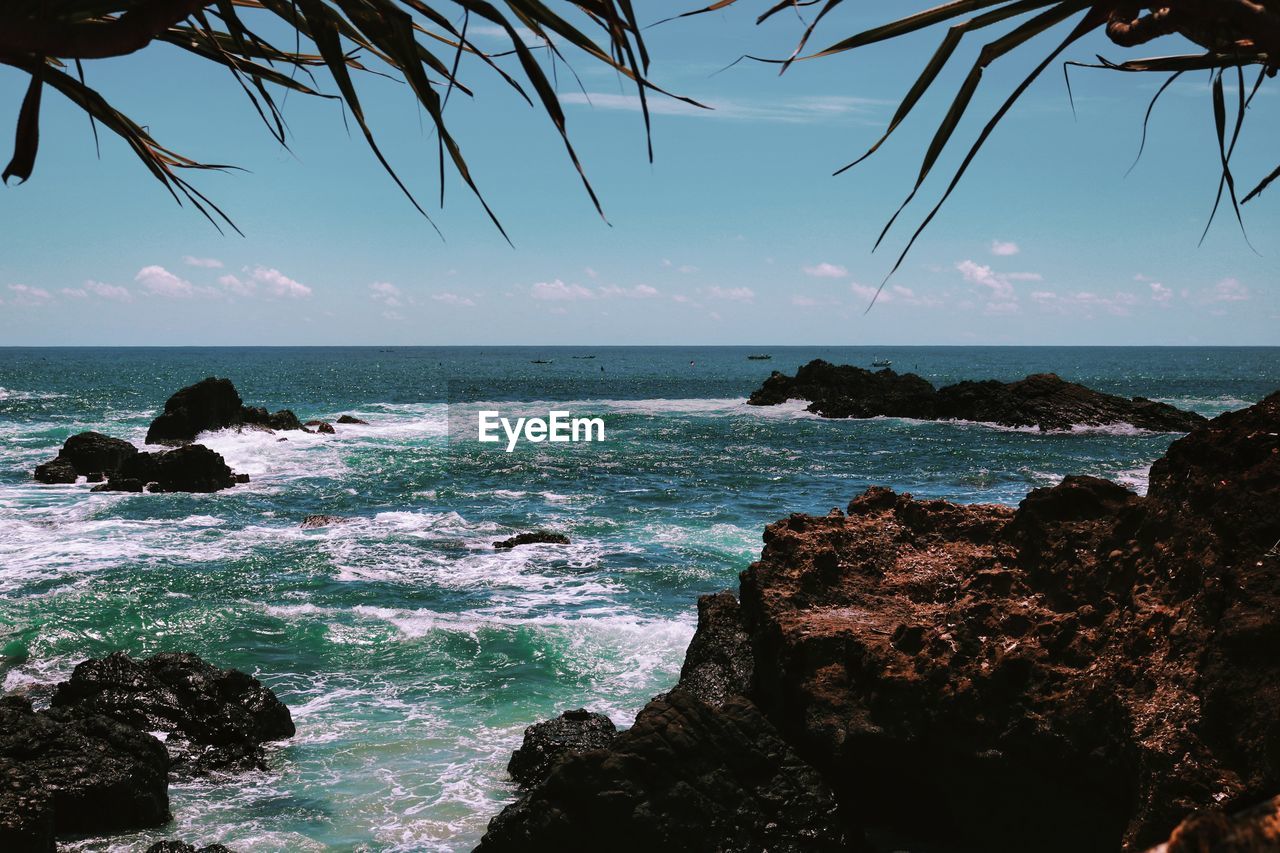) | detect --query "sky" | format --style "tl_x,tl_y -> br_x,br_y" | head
0,2 -> 1277,346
